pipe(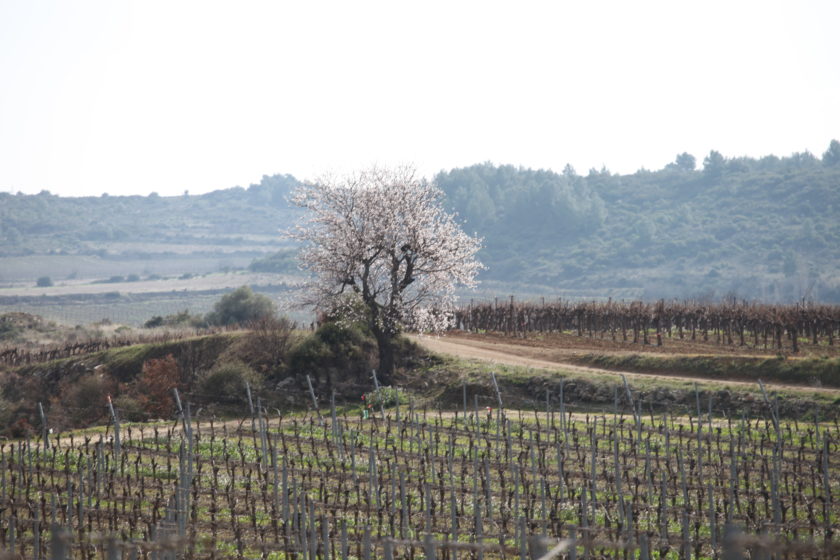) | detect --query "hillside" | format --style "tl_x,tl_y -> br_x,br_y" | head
2,143 -> 839,308
0,173 -> 299,255
436,143 -> 840,302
